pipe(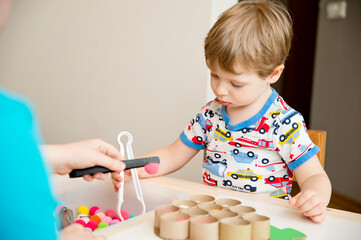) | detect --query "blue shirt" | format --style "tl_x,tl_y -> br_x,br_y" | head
0,89 -> 58,239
